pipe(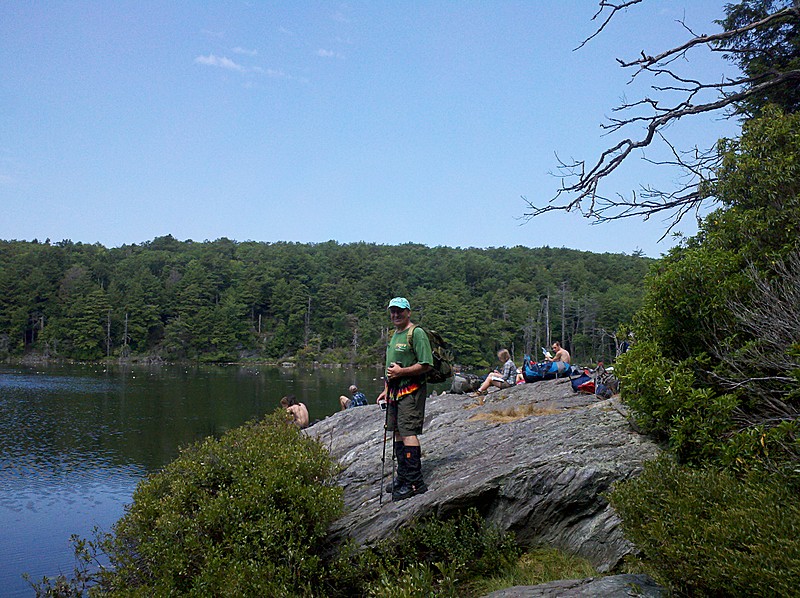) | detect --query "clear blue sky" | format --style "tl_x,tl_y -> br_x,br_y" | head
1,1 -> 741,258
